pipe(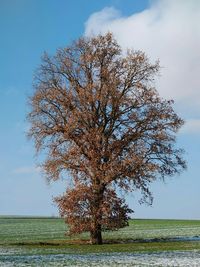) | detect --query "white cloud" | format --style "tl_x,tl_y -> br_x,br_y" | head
85,0 -> 200,114
181,119 -> 200,134
12,166 -> 41,175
